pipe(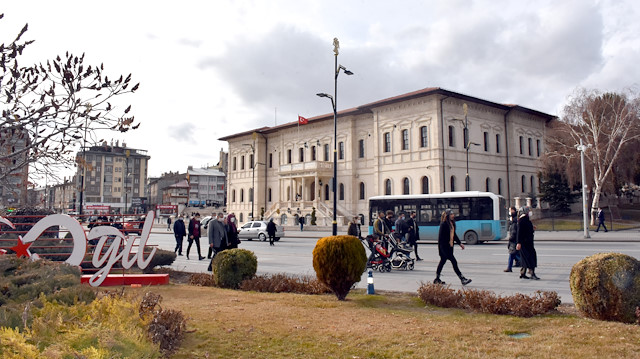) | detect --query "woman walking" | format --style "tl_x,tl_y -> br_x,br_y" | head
516,206 -> 539,280
504,207 -> 520,272
434,209 -> 472,285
